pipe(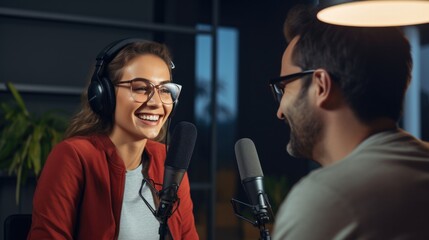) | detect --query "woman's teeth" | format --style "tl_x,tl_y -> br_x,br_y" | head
139,114 -> 160,121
